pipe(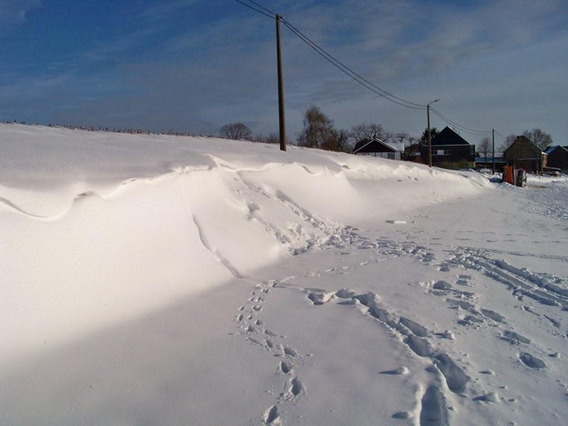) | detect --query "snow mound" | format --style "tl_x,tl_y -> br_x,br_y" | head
0,124 -> 488,363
